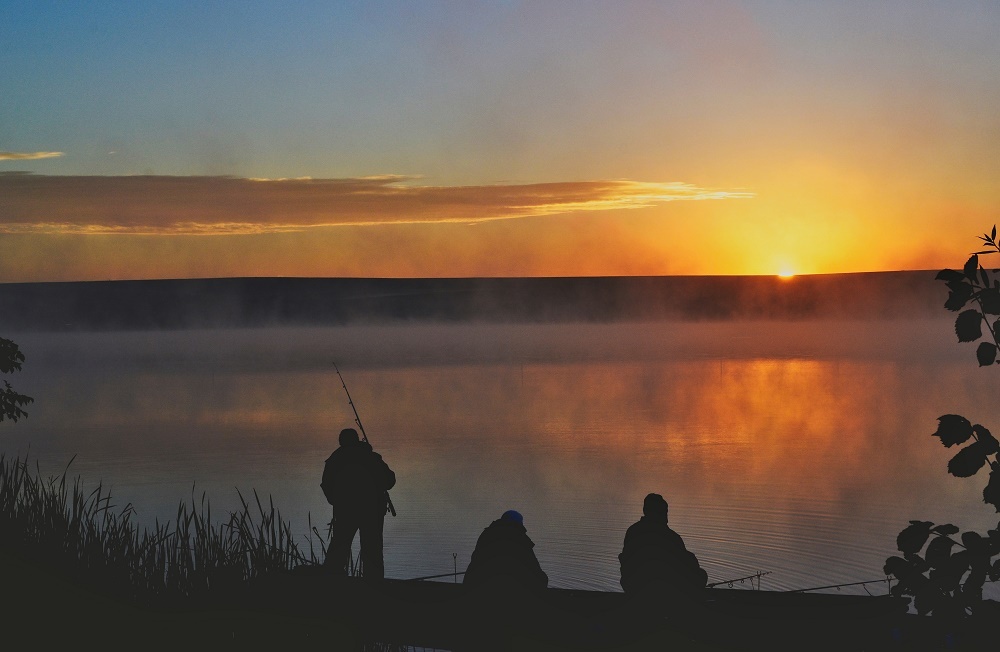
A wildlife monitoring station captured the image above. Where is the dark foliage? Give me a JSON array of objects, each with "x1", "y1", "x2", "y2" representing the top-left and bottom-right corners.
[
  {"x1": 0, "y1": 337, "x2": 33, "y2": 423},
  {"x1": 886, "y1": 226, "x2": 1000, "y2": 621}
]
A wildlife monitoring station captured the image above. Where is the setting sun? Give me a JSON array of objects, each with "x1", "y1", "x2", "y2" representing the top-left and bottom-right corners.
[{"x1": 777, "y1": 270, "x2": 796, "y2": 279}]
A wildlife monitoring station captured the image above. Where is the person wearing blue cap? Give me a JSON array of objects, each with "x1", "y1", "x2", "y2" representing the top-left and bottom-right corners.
[{"x1": 463, "y1": 509, "x2": 548, "y2": 591}]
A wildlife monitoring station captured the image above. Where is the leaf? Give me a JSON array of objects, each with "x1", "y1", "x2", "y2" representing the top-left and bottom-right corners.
[
  {"x1": 945, "y1": 282, "x2": 974, "y2": 311},
  {"x1": 976, "y1": 342, "x2": 997, "y2": 367},
  {"x1": 990, "y1": 559, "x2": 1000, "y2": 583},
  {"x1": 934, "y1": 549, "x2": 971, "y2": 593},
  {"x1": 962, "y1": 566, "x2": 986, "y2": 603},
  {"x1": 993, "y1": 225, "x2": 997, "y2": 241},
  {"x1": 961, "y1": 531, "x2": 986, "y2": 553},
  {"x1": 982, "y1": 267, "x2": 990, "y2": 287},
  {"x1": 956, "y1": 309, "x2": 983, "y2": 342},
  {"x1": 948, "y1": 442, "x2": 988, "y2": 478},
  {"x1": 973, "y1": 425, "x2": 1000, "y2": 454},
  {"x1": 926, "y1": 536, "x2": 955, "y2": 568},
  {"x1": 883, "y1": 555, "x2": 911, "y2": 579},
  {"x1": 897, "y1": 521, "x2": 934, "y2": 554},
  {"x1": 984, "y1": 467, "x2": 1000, "y2": 513},
  {"x1": 931, "y1": 523, "x2": 960, "y2": 536},
  {"x1": 933, "y1": 415, "x2": 974, "y2": 447},
  {"x1": 965, "y1": 254, "x2": 980, "y2": 281},
  {"x1": 979, "y1": 287, "x2": 1000, "y2": 314},
  {"x1": 0, "y1": 338, "x2": 26, "y2": 374},
  {"x1": 945, "y1": 291, "x2": 972, "y2": 312},
  {"x1": 936, "y1": 269, "x2": 967, "y2": 283}
]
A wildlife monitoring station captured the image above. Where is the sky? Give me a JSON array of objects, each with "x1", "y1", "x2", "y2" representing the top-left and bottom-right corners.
[{"x1": 2, "y1": 0, "x2": 1000, "y2": 281}]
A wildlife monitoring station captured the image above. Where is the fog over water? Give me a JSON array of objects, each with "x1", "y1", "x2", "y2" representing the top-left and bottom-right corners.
[{"x1": 3, "y1": 319, "x2": 999, "y2": 598}]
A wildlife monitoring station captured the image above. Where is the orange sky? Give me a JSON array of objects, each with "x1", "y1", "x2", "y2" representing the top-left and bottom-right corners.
[{"x1": 3, "y1": 2, "x2": 999, "y2": 281}]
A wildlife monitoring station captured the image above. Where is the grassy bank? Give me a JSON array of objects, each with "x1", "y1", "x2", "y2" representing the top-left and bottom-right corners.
[{"x1": 0, "y1": 453, "x2": 374, "y2": 648}]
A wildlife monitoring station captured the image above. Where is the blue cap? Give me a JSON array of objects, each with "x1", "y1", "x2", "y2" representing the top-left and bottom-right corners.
[{"x1": 501, "y1": 510, "x2": 523, "y2": 524}]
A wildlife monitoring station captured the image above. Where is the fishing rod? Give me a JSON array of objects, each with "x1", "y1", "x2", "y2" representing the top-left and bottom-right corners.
[
  {"x1": 706, "y1": 570, "x2": 772, "y2": 590},
  {"x1": 333, "y1": 361, "x2": 396, "y2": 517},
  {"x1": 784, "y1": 578, "x2": 891, "y2": 594}
]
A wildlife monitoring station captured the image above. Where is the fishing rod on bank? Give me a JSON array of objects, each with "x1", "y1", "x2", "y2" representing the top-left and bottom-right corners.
[
  {"x1": 706, "y1": 570, "x2": 772, "y2": 590},
  {"x1": 333, "y1": 361, "x2": 396, "y2": 517}
]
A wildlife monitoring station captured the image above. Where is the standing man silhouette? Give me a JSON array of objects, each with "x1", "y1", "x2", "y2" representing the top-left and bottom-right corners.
[{"x1": 321, "y1": 427, "x2": 396, "y2": 579}]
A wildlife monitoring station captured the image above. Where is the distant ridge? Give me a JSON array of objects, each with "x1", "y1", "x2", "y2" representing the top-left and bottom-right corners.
[{"x1": 0, "y1": 272, "x2": 944, "y2": 331}]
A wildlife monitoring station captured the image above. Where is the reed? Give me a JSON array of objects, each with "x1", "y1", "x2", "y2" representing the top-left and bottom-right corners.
[{"x1": 0, "y1": 452, "x2": 326, "y2": 606}]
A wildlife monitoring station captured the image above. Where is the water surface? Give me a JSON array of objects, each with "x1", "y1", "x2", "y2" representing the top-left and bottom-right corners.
[{"x1": 3, "y1": 320, "x2": 998, "y2": 597}]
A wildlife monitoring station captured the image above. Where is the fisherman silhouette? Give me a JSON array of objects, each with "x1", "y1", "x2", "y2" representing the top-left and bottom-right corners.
[
  {"x1": 619, "y1": 493, "x2": 707, "y2": 598},
  {"x1": 463, "y1": 510, "x2": 548, "y2": 592},
  {"x1": 321, "y1": 427, "x2": 396, "y2": 579}
]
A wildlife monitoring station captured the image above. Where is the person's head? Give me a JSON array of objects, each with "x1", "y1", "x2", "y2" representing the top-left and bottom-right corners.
[
  {"x1": 642, "y1": 493, "x2": 668, "y2": 522},
  {"x1": 339, "y1": 428, "x2": 360, "y2": 446},
  {"x1": 500, "y1": 509, "x2": 524, "y2": 525}
]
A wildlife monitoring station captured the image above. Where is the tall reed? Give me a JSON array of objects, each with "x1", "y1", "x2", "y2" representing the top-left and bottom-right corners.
[{"x1": 0, "y1": 452, "x2": 326, "y2": 606}]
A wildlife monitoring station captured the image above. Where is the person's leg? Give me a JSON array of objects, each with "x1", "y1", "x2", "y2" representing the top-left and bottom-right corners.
[
  {"x1": 359, "y1": 511, "x2": 386, "y2": 579},
  {"x1": 326, "y1": 512, "x2": 360, "y2": 575}
]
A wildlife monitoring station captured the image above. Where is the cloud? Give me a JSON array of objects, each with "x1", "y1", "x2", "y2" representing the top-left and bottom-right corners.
[
  {"x1": 0, "y1": 174, "x2": 752, "y2": 235},
  {"x1": 0, "y1": 151, "x2": 65, "y2": 161}
]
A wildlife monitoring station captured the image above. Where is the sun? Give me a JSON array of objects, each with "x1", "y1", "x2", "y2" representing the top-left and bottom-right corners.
[{"x1": 777, "y1": 269, "x2": 796, "y2": 279}]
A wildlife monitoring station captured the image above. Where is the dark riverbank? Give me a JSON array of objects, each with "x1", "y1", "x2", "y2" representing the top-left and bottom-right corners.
[{"x1": 0, "y1": 271, "x2": 942, "y2": 331}]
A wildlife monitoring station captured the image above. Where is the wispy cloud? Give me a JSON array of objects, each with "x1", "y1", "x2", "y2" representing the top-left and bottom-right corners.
[
  {"x1": 0, "y1": 174, "x2": 752, "y2": 235},
  {"x1": 0, "y1": 151, "x2": 65, "y2": 161}
]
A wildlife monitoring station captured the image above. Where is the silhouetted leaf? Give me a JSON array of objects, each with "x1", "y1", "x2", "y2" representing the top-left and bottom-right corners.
[
  {"x1": 945, "y1": 292, "x2": 971, "y2": 312},
  {"x1": 956, "y1": 310, "x2": 983, "y2": 342},
  {"x1": 883, "y1": 555, "x2": 908, "y2": 577},
  {"x1": 984, "y1": 467, "x2": 1000, "y2": 513},
  {"x1": 937, "y1": 269, "x2": 966, "y2": 283},
  {"x1": 932, "y1": 523, "x2": 960, "y2": 536},
  {"x1": 935, "y1": 550, "x2": 971, "y2": 593},
  {"x1": 973, "y1": 425, "x2": 1000, "y2": 454},
  {"x1": 926, "y1": 537, "x2": 955, "y2": 568},
  {"x1": 962, "y1": 566, "x2": 986, "y2": 603},
  {"x1": 961, "y1": 531, "x2": 986, "y2": 553},
  {"x1": 884, "y1": 555, "x2": 927, "y2": 584},
  {"x1": 948, "y1": 442, "x2": 988, "y2": 478},
  {"x1": 965, "y1": 254, "x2": 979, "y2": 281},
  {"x1": 990, "y1": 559, "x2": 1000, "y2": 582},
  {"x1": 933, "y1": 415, "x2": 974, "y2": 447},
  {"x1": 898, "y1": 521, "x2": 934, "y2": 554},
  {"x1": 976, "y1": 343, "x2": 997, "y2": 366},
  {"x1": 993, "y1": 225, "x2": 997, "y2": 241},
  {"x1": 945, "y1": 282, "x2": 974, "y2": 311},
  {"x1": 0, "y1": 337, "x2": 26, "y2": 374},
  {"x1": 979, "y1": 287, "x2": 1000, "y2": 314},
  {"x1": 982, "y1": 268, "x2": 990, "y2": 287}
]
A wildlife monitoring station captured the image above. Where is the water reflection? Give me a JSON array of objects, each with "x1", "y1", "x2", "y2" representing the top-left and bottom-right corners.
[{"x1": 3, "y1": 321, "x2": 998, "y2": 596}]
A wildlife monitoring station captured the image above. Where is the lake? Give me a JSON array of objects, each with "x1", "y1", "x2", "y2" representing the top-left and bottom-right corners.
[{"x1": 3, "y1": 319, "x2": 999, "y2": 598}]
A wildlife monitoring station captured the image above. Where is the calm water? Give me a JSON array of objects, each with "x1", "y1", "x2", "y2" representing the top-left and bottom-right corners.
[{"x1": 3, "y1": 320, "x2": 999, "y2": 597}]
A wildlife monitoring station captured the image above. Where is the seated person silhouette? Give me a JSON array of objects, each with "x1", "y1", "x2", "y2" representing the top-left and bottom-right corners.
[
  {"x1": 463, "y1": 510, "x2": 548, "y2": 592},
  {"x1": 619, "y1": 493, "x2": 707, "y2": 598}
]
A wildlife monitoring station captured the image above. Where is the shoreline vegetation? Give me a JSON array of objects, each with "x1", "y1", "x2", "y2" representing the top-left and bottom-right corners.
[
  {"x1": 0, "y1": 452, "x2": 992, "y2": 650},
  {"x1": 0, "y1": 452, "x2": 391, "y2": 649},
  {"x1": 0, "y1": 272, "x2": 943, "y2": 331}
]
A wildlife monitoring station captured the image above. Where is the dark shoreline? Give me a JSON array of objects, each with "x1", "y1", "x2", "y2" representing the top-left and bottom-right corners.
[{"x1": 0, "y1": 271, "x2": 943, "y2": 331}]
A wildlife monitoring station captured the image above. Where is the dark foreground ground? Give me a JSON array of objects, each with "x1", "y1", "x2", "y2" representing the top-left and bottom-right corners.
[{"x1": 4, "y1": 547, "x2": 992, "y2": 652}]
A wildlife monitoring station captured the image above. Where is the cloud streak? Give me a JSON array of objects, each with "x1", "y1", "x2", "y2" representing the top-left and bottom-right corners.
[
  {"x1": 0, "y1": 151, "x2": 65, "y2": 161},
  {"x1": 0, "y1": 174, "x2": 752, "y2": 235}
]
